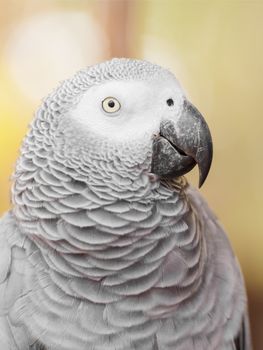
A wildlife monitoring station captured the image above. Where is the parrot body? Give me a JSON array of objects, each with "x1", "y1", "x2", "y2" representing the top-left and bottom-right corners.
[{"x1": 0, "y1": 59, "x2": 251, "y2": 349}]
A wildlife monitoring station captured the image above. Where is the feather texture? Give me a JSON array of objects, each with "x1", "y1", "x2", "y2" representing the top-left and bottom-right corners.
[{"x1": 0, "y1": 58, "x2": 251, "y2": 349}]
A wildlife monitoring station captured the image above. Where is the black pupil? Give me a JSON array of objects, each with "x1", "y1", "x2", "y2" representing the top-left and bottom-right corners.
[
  {"x1": 108, "y1": 100, "x2": 115, "y2": 108},
  {"x1": 167, "y1": 98, "x2": 174, "y2": 106}
]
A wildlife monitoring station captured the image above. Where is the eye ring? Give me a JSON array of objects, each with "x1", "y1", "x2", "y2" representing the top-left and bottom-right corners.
[
  {"x1": 102, "y1": 97, "x2": 121, "y2": 114},
  {"x1": 166, "y1": 98, "x2": 174, "y2": 107}
]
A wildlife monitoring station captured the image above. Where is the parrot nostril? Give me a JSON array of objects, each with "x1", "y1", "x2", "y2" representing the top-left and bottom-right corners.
[{"x1": 166, "y1": 98, "x2": 174, "y2": 106}]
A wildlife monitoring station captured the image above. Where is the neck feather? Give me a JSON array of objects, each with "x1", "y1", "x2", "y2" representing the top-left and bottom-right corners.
[{"x1": 12, "y1": 144, "x2": 207, "y2": 308}]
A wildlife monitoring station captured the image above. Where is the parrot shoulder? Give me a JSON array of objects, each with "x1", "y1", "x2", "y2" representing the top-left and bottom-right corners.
[
  {"x1": 234, "y1": 311, "x2": 252, "y2": 350},
  {"x1": 0, "y1": 212, "x2": 47, "y2": 349},
  {"x1": 0, "y1": 211, "x2": 28, "y2": 316},
  {"x1": 185, "y1": 186, "x2": 252, "y2": 350}
]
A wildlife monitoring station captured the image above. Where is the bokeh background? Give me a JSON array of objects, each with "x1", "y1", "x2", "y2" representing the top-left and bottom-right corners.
[{"x1": 0, "y1": 0, "x2": 262, "y2": 347}]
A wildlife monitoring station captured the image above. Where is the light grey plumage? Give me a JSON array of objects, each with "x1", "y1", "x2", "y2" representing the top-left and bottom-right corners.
[{"x1": 0, "y1": 58, "x2": 251, "y2": 349}]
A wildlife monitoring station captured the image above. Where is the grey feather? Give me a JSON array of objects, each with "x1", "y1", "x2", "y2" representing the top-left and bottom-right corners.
[{"x1": 0, "y1": 58, "x2": 251, "y2": 349}]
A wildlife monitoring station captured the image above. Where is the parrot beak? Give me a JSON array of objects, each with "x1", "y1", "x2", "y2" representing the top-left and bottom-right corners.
[{"x1": 151, "y1": 100, "x2": 213, "y2": 187}]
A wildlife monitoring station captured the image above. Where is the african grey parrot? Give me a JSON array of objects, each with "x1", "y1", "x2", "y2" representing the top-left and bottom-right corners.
[{"x1": 0, "y1": 58, "x2": 251, "y2": 350}]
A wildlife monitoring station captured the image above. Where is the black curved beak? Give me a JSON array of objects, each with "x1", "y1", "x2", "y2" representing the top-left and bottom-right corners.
[{"x1": 151, "y1": 100, "x2": 213, "y2": 187}]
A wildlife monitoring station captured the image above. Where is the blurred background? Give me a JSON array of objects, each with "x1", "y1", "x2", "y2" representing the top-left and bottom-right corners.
[{"x1": 0, "y1": 0, "x2": 262, "y2": 347}]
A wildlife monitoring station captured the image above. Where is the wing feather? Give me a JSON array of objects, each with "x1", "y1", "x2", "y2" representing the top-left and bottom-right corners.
[
  {"x1": 0, "y1": 212, "x2": 31, "y2": 349},
  {"x1": 0, "y1": 213, "x2": 27, "y2": 315},
  {"x1": 186, "y1": 186, "x2": 252, "y2": 350},
  {"x1": 234, "y1": 311, "x2": 252, "y2": 350}
]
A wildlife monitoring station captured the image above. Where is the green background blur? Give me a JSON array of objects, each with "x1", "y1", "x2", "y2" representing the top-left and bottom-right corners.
[{"x1": 0, "y1": 0, "x2": 262, "y2": 347}]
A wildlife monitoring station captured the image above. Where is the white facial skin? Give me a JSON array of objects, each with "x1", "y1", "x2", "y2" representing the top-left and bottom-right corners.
[{"x1": 69, "y1": 75, "x2": 185, "y2": 143}]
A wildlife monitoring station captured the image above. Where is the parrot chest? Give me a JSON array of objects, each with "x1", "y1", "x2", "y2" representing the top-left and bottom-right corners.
[
  {"x1": 12, "y1": 236, "x2": 243, "y2": 350},
  {"x1": 9, "y1": 190, "x2": 245, "y2": 349}
]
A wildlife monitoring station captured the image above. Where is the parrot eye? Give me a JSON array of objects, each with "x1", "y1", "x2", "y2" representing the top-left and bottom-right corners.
[
  {"x1": 102, "y1": 97, "x2": 121, "y2": 114},
  {"x1": 166, "y1": 98, "x2": 174, "y2": 106}
]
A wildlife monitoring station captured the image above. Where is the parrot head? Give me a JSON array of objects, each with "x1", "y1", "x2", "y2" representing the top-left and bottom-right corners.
[{"x1": 45, "y1": 58, "x2": 212, "y2": 187}]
